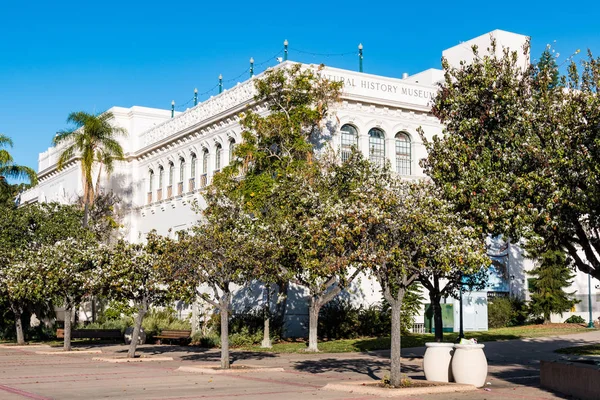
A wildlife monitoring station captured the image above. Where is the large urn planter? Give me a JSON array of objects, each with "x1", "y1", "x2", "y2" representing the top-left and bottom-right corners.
[
  {"x1": 451, "y1": 344, "x2": 487, "y2": 387},
  {"x1": 423, "y1": 343, "x2": 455, "y2": 382}
]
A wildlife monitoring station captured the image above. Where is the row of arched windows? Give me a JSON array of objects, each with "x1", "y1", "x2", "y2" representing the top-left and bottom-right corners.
[
  {"x1": 341, "y1": 124, "x2": 412, "y2": 175},
  {"x1": 146, "y1": 125, "x2": 411, "y2": 205},
  {"x1": 147, "y1": 140, "x2": 236, "y2": 203}
]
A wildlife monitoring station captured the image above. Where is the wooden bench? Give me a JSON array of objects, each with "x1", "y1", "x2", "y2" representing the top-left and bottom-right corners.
[
  {"x1": 56, "y1": 329, "x2": 122, "y2": 340},
  {"x1": 154, "y1": 329, "x2": 191, "y2": 345}
]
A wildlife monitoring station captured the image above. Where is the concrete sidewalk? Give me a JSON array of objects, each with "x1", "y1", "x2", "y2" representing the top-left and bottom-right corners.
[{"x1": 1, "y1": 330, "x2": 598, "y2": 399}]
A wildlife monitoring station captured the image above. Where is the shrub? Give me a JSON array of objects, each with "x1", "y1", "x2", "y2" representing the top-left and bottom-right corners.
[
  {"x1": 318, "y1": 294, "x2": 421, "y2": 340},
  {"x1": 488, "y1": 297, "x2": 527, "y2": 328},
  {"x1": 229, "y1": 326, "x2": 264, "y2": 347},
  {"x1": 80, "y1": 318, "x2": 132, "y2": 334},
  {"x1": 564, "y1": 315, "x2": 585, "y2": 324},
  {"x1": 191, "y1": 332, "x2": 220, "y2": 348},
  {"x1": 142, "y1": 308, "x2": 191, "y2": 339},
  {"x1": 211, "y1": 308, "x2": 283, "y2": 343},
  {"x1": 319, "y1": 298, "x2": 360, "y2": 339}
]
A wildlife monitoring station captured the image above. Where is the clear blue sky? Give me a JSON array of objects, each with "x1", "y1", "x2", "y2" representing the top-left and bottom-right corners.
[{"x1": 2, "y1": 0, "x2": 600, "y2": 178}]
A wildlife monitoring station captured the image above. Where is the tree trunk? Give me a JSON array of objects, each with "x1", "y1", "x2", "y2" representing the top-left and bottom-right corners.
[
  {"x1": 389, "y1": 293, "x2": 405, "y2": 388},
  {"x1": 63, "y1": 306, "x2": 73, "y2": 351},
  {"x1": 543, "y1": 314, "x2": 551, "y2": 325},
  {"x1": 12, "y1": 305, "x2": 25, "y2": 345},
  {"x1": 261, "y1": 285, "x2": 272, "y2": 348},
  {"x1": 430, "y1": 293, "x2": 443, "y2": 342},
  {"x1": 127, "y1": 300, "x2": 147, "y2": 358},
  {"x1": 220, "y1": 304, "x2": 230, "y2": 369},
  {"x1": 306, "y1": 298, "x2": 321, "y2": 352}
]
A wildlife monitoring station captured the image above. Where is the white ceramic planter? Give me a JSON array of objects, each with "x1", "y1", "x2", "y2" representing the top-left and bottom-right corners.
[
  {"x1": 423, "y1": 343, "x2": 455, "y2": 382},
  {"x1": 451, "y1": 344, "x2": 487, "y2": 387}
]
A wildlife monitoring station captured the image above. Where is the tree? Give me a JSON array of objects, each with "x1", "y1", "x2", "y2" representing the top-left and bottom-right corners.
[
  {"x1": 0, "y1": 133, "x2": 37, "y2": 201},
  {"x1": 0, "y1": 255, "x2": 45, "y2": 344},
  {"x1": 38, "y1": 238, "x2": 101, "y2": 351},
  {"x1": 0, "y1": 202, "x2": 87, "y2": 344},
  {"x1": 211, "y1": 63, "x2": 343, "y2": 350},
  {"x1": 421, "y1": 41, "x2": 600, "y2": 281},
  {"x1": 527, "y1": 244, "x2": 578, "y2": 323},
  {"x1": 164, "y1": 190, "x2": 257, "y2": 369},
  {"x1": 53, "y1": 111, "x2": 126, "y2": 227},
  {"x1": 99, "y1": 234, "x2": 171, "y2": 358},
  {"x1": 370, "y1": 181, "x2": 489, "y2": 387},
  {"x1": 260, "y1": 151, "x2": 396, "y2": 351}
]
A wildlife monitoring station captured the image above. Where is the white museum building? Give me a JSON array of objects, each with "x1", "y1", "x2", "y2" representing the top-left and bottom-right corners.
[{"x1": 21, "y1": 29, "x2": 599, "y2": 335}]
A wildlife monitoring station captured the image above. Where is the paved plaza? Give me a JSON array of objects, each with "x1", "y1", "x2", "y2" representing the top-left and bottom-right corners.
[{"x1": 1, "y1": 330, "x2": 599, "y2": 399}]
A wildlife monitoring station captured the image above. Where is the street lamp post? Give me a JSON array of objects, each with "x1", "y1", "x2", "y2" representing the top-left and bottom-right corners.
[
  {"x1": 588, "y1": 272, "x2": 594, "y2": 328},
  {"x1": 458, "y1": 283, "x2": 464, "y2": 340}
]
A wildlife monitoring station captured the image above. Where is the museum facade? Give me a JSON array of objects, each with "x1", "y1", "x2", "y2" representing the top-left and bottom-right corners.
[{"x1": 21, "y1": 29, "x2": 598, "y2": 333}]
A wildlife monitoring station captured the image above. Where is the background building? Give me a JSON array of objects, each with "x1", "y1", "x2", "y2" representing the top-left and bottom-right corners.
[{"x1": 21, "y1": 29, "x2": 599, "y2": 335}]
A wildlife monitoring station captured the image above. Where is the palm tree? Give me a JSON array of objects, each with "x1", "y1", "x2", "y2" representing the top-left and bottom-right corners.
[
  {"x1": 0, "y1": 134, "x2": 37, "y2": 202},
  {"x1": 53, "y1": 111, "x2": 126, "y2": 226}
]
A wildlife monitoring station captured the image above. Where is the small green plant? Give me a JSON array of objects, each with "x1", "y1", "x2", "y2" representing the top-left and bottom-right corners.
[
  {"x1": 564, "y1": 315, "x2": 585, "y2": 324},
  {"x1": 488, "y1": 296, "x2": 527, "y2": 328},
  {"x1": 381, "y1": 373, "x2": 413, "y2": 388},
  {"x1": 191, "y1": 332, "x2": 220, "y2": 348}
]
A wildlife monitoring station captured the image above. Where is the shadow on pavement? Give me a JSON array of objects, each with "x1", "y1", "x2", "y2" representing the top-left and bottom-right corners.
[{"x1": 293, "y1": 357, "x2": 420, "y2": 380}]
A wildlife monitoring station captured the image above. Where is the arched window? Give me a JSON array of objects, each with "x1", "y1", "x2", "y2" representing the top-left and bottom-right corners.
[
  {"x1": 149, "y1": 169, "x2": 154, "y2": 192},
  {"x1": 340, "y1": 124, "x2": 358, "y2": 162},
  {"x1": 178, "y1": 158, "x2": 185, "y2": 195},
  {"x1": 395, "y1": 132, "x2": 411, "y2": 175},
  {"x1": 168, "y1": 162, "x2": 174, "y2": 186},
  {"x1": 179, "y1": 158, "x2": 185, "y2": 182},
  {"x1": 189, "y1": 153, "x2": 197, "y2": 191},
  {"x1": 368, "y1": 128, "x2": 385, "y2": 167},
  {"x1": 158, "y1": 165, "x2": 164, "y2": 188},
  {"x1": 190, "y1": 153, "x2": 197, "y2": 178},
  {"x1": 148, "y1": 169, "x2": 154, "y2": 204},
  {"x1": 202, "y1": 149, "x2": 209, "y2": 174},
  {"x1": 201, "y1": 149, "x2": 209, "y2": 188},
  {"x1": 215, "y1": 143, "x2": 222, "y2": 171},
  {"x1": 229, "y1": 139, "x2": 236, "y2": 163}
]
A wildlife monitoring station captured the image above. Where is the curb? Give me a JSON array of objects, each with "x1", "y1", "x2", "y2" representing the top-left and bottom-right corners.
[
  {"x1": 93, "y1": 356, "x2": 174, "y2": 363},
  {"x1": 322, "y1": 380, "x2": 477, "y2": 397}
]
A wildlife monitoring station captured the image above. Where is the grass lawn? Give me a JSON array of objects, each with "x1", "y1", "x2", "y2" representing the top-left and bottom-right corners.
[
  {"x1": 555, "y1": 343, "x2": 600, "y2": 356},
  {"x1": 239, "y1": 323, "x2": 592, "y2": 353}
]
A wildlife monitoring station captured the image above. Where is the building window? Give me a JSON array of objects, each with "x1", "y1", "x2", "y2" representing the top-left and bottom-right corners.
[
  {"x1": 215, "y1": 143, "x2": 222, "y2": 171},
  {"x1": 395, "y1": 132, "x2": 411, "y2": 175},
  {"x1": 368, "y1": 128, "x2": 385, "y2": 167},
  {"x1": 190, "y1": 153, "x2": 196, "y2": 178},
  {"x1": 202, "y1": 149, "x2": 209, "y2": 174},
  {"x1": 149, "y1": 169, "x2": 154, "y2": 192},
  {"x1": 168, "y1": 162, "x2": 174, "y2": 186},
  {"x1": 179, "y1": 158, "x2": 185, "y2": 182},
  {"x1": 229, "y1": 139, "x2": 236, "y2": 163},
  {"x1": 340, "y1": 124, "x2": 358, "y2": 162},
  {"x1": 158, "y1": 165, "x2": 164, "y2": 188}
]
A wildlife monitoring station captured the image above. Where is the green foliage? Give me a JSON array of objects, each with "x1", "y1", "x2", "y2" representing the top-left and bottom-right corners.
[
  {"x1": 488, "y1": 296, "x2": 527, "y2": 328},
  {"x1": 229, "y1": 327, "x2": 264, "y2": 347},
  {"x1": 53, "y1": 111, "x2": 127, "y2": 207},
  {"x1": 191, "y1": 332, "x2": 220, "y2": 348},
  {"x1": 318, "y1": 288, "x2": 423, "y2": 340},
  {"x1": 564, "y1": 315, "x2": 585, "y2": 324},
  {"x1": 421, "y1": 41, "x2": 600, "y2": 281},
  {"x1": 0, "y1": 133, "x2": 37, "y2": 188},
  {"x1": 142, "y1": 308, "x2": 191, "y2": 338},
  {"x1": 79, "y1": 318, "x2": 132, "y2": 334},
  {"x1": 527, "y1": 247, "x2": 578, "y2": 322}
]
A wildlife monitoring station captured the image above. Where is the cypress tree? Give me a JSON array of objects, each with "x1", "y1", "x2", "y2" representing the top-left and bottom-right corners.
[{"x1": 528, "y1": 248, "x2": 578, "y2": 324}]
